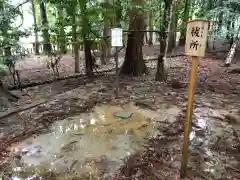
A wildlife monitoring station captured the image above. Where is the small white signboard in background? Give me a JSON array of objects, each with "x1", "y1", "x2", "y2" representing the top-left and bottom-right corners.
[
  {"x1": 185, "y1": 19, "x2": 209, "y2": 57},
  {"x1": 111, "y1": 28, "x2": 123, "y2": 47}
]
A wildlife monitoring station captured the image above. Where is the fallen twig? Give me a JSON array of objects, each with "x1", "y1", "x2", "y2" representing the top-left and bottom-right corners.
[
  {"x1": 8, "y1": 68, "x2": 115, "y2": 90},
  {"x1": 0, "y1": 101, "x2": 46, "y2": 120}
]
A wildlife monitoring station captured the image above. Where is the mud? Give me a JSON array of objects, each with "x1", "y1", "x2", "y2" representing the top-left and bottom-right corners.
[
  {"x1": 116, "y1": 94, "x2": 240, "y2": 180},
  {"x1": 5, "y1": 103, "x2": 180, "y2": 179}
]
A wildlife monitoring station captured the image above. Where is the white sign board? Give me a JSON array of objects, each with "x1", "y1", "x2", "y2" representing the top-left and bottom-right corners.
[
  {"x1": 111, "y1": 28, "x2": 123, "y2": 47},
  {"x1": 185, "y1": 20, "x2": 209, "y2": 57}
]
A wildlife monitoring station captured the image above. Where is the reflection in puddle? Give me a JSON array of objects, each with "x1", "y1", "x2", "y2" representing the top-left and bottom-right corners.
[
  {"x1": 8, "y1": 102, "x2": 180, "y2": 179},
  {"x1": 190, "y1": 107, "x2": 240, "y2": 178}
]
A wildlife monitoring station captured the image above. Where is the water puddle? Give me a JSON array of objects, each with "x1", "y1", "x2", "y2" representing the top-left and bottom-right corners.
[
  {"x1": 6, "y1": 102, "x2": 179, "y2": 179},
  {"x1": 188, "y1": 106, "x2": 240, "y2": 178}
]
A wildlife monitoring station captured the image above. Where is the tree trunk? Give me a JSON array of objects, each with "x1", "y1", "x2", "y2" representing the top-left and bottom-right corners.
[
  {"x1": 120, "y1": 0, "x2": 147, "y2": 76},
  {"x1": 225, "y1": 24, "x2": 240, "y2": 66},
  {"x1": 155, "y1": 0, "x2": 172, "y2": 81},
  {"x1": 4, "y1": 47, "x2": 11, "y2": 56},
  {"x1": 230, "y1": 21, "x2": 235, "y2": 47},
  {"x1": 166, "y1": 1, "x2": 176, "y2": 52},
  {"x1": 148, "y1": 11, "x2": 153, "y2": 45},
  {"x1": 101, "y1": 15, "x2": 110, "y2": 65},
  {"x1": 71, "y1": 3, "x2": 80, "y2": 73},
  {"x1": 225, "y1": 41, "x2": 237, "y2": 66},
  {"x1": 31, "y1": 0, "x2": 39, "y2": 55},
  {"x1": 84, "y1": 39, "x2": 94, "y2": 77},
  {"x1": 0, "y1": 80, "x2": 19, "y2": 108},
  {"x1": 57, "y1": 4, "x2": 67, "y2": 54},
  {"x1": 39, "y1": 0, "x2": 51, "y2": 54},
  {"x1": 79, "y1": 0, "x2": 93, "y2": 77},
  {"x1": 172, "y1": 3, "x2": 179, "y2": 48},
  {"x1": 179, "y1": 0, "x2": 190, "y2": 45},
  {"x1": 217, "y1": 0, "x2": 223, "y2": 33}
]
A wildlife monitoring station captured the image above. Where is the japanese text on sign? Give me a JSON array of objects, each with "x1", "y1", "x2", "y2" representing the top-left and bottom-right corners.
[{"x1": 185, "y1": 20, "x2": 209, "y2": 57}]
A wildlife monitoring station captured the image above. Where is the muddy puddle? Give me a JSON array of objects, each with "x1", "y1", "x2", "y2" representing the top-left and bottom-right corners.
[
  {"x1": 5, "y1": 102, "x2": 180, "y2": 179},
  {"x1": 187, "y1": 107, "x2": 240, "y2": 178}
]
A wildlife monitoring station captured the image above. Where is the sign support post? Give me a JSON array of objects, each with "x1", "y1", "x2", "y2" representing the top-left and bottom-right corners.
[
  {"x1": 180, "y1": 19, "x2": 209, "y2": 178},
  {"x1": 111, "y1": 28, "x2": 123, "y2": 98},
  {"x1": 115, "y1": 46, "x2": 119, "y2": 97}
]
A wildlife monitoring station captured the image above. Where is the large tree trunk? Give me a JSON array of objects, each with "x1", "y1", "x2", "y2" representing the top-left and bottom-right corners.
[
  {"x1": 39, "y1": 0, "x2": 51, "y2": 54},
  {"x1": 120, "y1": 0, "x2": 147, "y2": 76},
  {"x1": 79, "y1": 0, "x2": 93, "y2": 77},
  {"x1": 31, "y1": 0, "x2": 39, "y2": 55},
  {"x1": 179, "y1": 0, "x2": 190, "y2": 45},
  {"x1": 57, "y1": 4, "x2": 67, "y2": 54}
]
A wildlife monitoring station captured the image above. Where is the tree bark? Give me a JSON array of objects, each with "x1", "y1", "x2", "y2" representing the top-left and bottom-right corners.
[
  {"x1": 84, "y1": 39, "x2": 94, "y2": 77},
  {"x1": 39, "y1": 0, "x2": 51, "y2": 54},
  {"x1": 217, "y1": 0, "x2": 223, "y2": 33},
  {"x1": 155, "y1": 0, "x2": 172, "y2": 81},
  {"x1": 71, "y1": 2, "x2": 80, "y2": 73},
  {"x1": 120, "y1": 0, "x2": 147, "y2": 76},
  {"x1": 225, "y1": 42, "x2": 236, "y2": 66},
  {"x1": 0, "y1": 80, "x2": 19, "y2": 108},
  {"x1": 79, "y1": 0, "x2": 93, "y2": 77},
  {"x1": 101, "y1": 12, "x2": 110, "y2": 65},
  {"x1": 31, "y1": 0, "x2": 39, "y2": 55},
  {"x1": 57, "y1": 4, "x2": 67, "y2": 54},
  {"x1": 148, "y1": 11, "x2": 153, "y2": 45},
  {"x1": 179, "y1": 0, "x2": 190, "y2": 45},
  {"x1": 166, "y1": 1, "x2": 176, "y2": 52},
  {"x1": 225, "y1": 25, "x2": 240, "y2": 66}
]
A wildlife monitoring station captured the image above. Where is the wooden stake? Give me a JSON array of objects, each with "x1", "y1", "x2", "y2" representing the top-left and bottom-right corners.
[
  {"x1": 115, "y1": 47, "x2": 119, "y2": 98},
  {"x1": 180, "y1": 56, "x2": 199, "y2": 178}
]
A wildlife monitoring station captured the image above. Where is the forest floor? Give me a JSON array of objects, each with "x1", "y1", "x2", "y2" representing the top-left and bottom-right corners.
[
  {"x1": 0, "y1": 45, "x2": 240, "y2": 179},
  {"x1": 4, "y1": 45, "x2": 159, "y2": 87}
]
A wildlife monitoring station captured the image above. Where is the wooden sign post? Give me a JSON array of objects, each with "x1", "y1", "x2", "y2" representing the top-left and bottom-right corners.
[
  {"x1": 180, "y1": 19, "x2": 209, "y2": 178},
  {"x1": 111, "y1": 28, "x2": 123, "y2": 98}
]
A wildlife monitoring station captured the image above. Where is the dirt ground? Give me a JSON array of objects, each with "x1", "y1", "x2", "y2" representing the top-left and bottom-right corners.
[
  {"x1": 0, "y1": 44, "x2": 240, "y2": 179},
  {"x1": 4, "y1": 45, "x2": 160, "y2": 87}
]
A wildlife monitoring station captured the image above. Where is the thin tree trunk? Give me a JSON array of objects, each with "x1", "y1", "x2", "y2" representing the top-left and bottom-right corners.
[
  {"x1": 155, "y1": 0, "x2": 172, "y2": 81},
  {"x1": 84, "y1": 39, "x2": 94, "y2": 77},
  {"x1": 101, "y1": 14, "x2": 110, "y2": 65},
  {"x1": 166, "y1": 1, "x2": 176, "y2": 52},
  {"x1": 148, "y1": 11, "x2": 153, "y2": 45},
  {"x1": 179, "y1": 0, "x2": 190, "y2": 45},
  {"x1": 217, "y1": 0, "x2": 223, "y2": 33},
  {"x1": 31, "y1": 0, "x2": 39, "y2": 55},
  {"x1": 71, "y1": 2, "x2": 80, "y2": 73},
  {"x1": 57, "y1": 4, "x2": 66, "y2": 54},
  {"x1": 225, "y1": 42, "x2": 237, "y2": 66},
  {"x1": 39, "y1": 0, "x2": 51, "y2": 54},
  {"x1": 164, "y1": 0, "x2": 175, "y2": 54},
  {"x1": 225, "y1": 25, "x2": 240, "y2": 66},
  {"x1": 120, "y1": 0, "x2": 147, "y2": 76}
]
